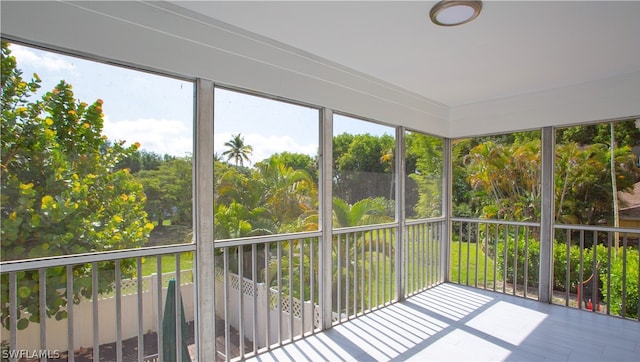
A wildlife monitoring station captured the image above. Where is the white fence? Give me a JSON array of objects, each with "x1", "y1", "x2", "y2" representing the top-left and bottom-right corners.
[
  {"x1": 1, "y1": 270, "x2": 194, "y2": 352},
  {"x1": 214, "y1": 269, "x2": 320, "y2": 348}
]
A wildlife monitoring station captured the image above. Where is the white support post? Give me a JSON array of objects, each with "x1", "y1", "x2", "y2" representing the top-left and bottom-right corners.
[
  {"x1": 539, "y1": 127, "x2": 555, "y2": 303},
  {"x1": 320, "y1": 108, "x2": 333, "y2": 330},
  {"x1": 395, "y1": 127, "x2": 406, "y2": 301},
  {"x1": 194, "y1": 79, "x2": 216, "y2": 361},
  {"x1": 442, "y1": 138, "x2": 452, "y2": 283}
]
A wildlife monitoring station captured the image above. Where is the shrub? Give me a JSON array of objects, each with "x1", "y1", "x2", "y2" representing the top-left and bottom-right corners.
[
  {"x1": 553, "y1": 242, "x2": 608, "y2": 293},
  {"x1": 601, "y1": 249, "x2": 639, "y2": 319},
  {"x1": 495, "y1": 236, "x2": 540, "y2": 288}
]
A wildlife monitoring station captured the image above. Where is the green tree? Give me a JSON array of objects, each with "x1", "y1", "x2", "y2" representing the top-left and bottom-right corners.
[
  {"x1": 332, "y1": 197, "x2": 392, "y2": 228},
  {"x1": 135, "y1": 157, "x2": 193, "y2": 229},
  {"x1": 465, "y1": 140, "x2": 541, "y2": 221},
  {"x1": 1, "y1": 42, "x2": 153, "y2": 329},
  {"x1": 406, "y1": 133, "x2": 443, "y2": 218},
  {"x1": 222, "y1": 133, "x2": 253, "y2": 166},
  {"x1": 333, "y1": 133, "x2": 394, "y2": 203},
  {"x1": 116, "y1": 148, "x2": 163, "y2": 173},
  {"x1": 255, "y1": 157, "x2": 316, "y2": 226}
]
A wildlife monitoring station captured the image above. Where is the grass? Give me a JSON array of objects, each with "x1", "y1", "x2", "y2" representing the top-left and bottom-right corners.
[
  {"x1": 450, "y1": 240, "x2": 498, "y2": 287},
  {"x1": 140, "y1": 253, "x2": 194, "y2": 276}
]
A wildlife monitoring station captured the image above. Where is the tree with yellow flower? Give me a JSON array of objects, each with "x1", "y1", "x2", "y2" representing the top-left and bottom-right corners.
[{"x1": 1, "y1": 41, "x2": 153, "y2": 329}]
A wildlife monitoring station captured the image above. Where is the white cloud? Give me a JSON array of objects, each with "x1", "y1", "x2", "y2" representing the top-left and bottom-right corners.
[
  {"x1": 214, "y1": 132, "x2": 317, "y2": 165},
  {"x1": 103, "y1": 117, "x2": 193, "y2": 157},
  {"x1": 11, "y1": 45, "x2": 76, "y2": 72}
]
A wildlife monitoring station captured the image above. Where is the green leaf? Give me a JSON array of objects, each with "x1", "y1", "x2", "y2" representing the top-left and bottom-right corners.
[
  {"x1": 17, "y1": 318, "x2": 29, "y2": 330},
  {"x1": 17, "y1": 286, "x2": 31, "y2": 298}
]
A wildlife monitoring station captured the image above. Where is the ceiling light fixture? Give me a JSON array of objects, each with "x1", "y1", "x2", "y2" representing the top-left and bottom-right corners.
[{"x1": 430, "y1": 0, "x2": 483, "y2": 26}]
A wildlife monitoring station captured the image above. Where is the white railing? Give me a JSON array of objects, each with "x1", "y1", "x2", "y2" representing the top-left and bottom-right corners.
[
  {"x1": 0, "y1": 221, "x2": 451, "y2": 362},
  {"x1": 449, "y1": 217, "x2": 639, "y2": 321},
  {"x1": 0, "y1": 245, "x2": 195, "y2": 362}
]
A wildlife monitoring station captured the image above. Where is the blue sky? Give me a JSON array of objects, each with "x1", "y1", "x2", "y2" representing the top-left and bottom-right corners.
[{"x1": 9, "y1": 42, "x2": 394, "y2": 163}]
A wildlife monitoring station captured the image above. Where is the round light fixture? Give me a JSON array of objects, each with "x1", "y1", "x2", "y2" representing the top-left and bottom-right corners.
[{"x1": 430, "y1": 0, "x2": 483, "y2": 26}]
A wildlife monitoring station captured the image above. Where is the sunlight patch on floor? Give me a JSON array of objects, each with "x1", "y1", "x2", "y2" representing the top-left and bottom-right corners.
[
  {"x1": 406, "y1": 329, "x2": 511, "y2": 361},
  {"x1": 465, "y1": 301, "x2": 548, "y2": 345}
]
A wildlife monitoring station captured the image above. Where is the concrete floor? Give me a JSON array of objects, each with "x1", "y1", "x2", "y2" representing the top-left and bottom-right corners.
[{"x1": 247, "y1": 283, "x2": 640, "y2": 361}]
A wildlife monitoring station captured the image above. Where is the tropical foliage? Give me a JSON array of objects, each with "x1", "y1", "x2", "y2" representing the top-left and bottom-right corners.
[{"x1": 1, "y1": 42, "x2": 154, "y2": 329}]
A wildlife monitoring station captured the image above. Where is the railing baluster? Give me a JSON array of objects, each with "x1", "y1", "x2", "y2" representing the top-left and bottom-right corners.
[
  {"x1": 376, "y1": 228, "x2": 380, "y2": 308},
  {"x1": 360, "y1": 231, "x2": 365, "y2": 314},
  {"x1": 524, "y1": 226, "x2": 529, "y2": 298},
  {"x1": 66, "y1": 266, "x2": 74, "y2": 362},
  {"x1": 277, "y1": 242, "x2": 282, "y2": 345},
  {"x1": 137, "y1": 258, "x2": 144, "y2": 361},
  {"x1": 92, "y1": 262, "x2": 99, "y2": 362},
  {"x1": 513, "y1": 225, "x2": 519, "y2": 296},
  {"x1": 115, "y1": 259, "x2": 122, "y2": 362},
  {"x1": 368, "y1": 231, "x2": 373, "y2": 311},
  {"x1": 238, "y1": 246, "x2": 245, "y2": 357},
  {"x1": 156, "y1": 256, "x2": 163, "y2": 362},
  {"x1": 223, "y1": 248, "x2": 230, "y2": 359},
  {"x1": 503, "y1": 225, "x2": 508, "y2": 294},
  {"x1": 9, "y1": 272, "x2": 17, "y2": 362},
  {"x1": 493, "y1": 224, "x2": 500, "y2": 292},
  {"x1": 288, "y1": 241, "x2": 294, "y2": 342},
  {"x1": 39, "y1": 268, "x2": 47, "y2": 361},
  {"x1": 621, "y1": 235, "x2": 628, "y2": 318},
  {"x1": 578, "y1": 230, "x2": 584, "y2": 310},
  {"x1": 336, "y1": 235, "x2": 342, "y2": 322},
  {"x1": 175, "y1": 253, "x2": 182, "y2": 362},
  {"x1": 606, "y1": 232, "x2": 612, "y2": 315},
  {"x1": 591, "y1": 231, "x2": 597, "y2": 313},
  {"x1": 310, "y1": 238, "x2": 316, "y2": 333},
  {"x1": 458, "y1": 222, "x2": 462, "y2": 284},
  {"x1": 265, "y1": 242, "x2": 271, "y2": 350},
  {"x1": 483, "y1": 223, "x2": 488, "y2": 290},
  {"x1": 345, "y1": 233, "x2": 350, "y2": 319},
  {"x1": 475, "y1": 223, "x2": 480, "y2": 288},
  {"x1": 300, "y1": 238, "x2": 305, "y2": 335},
  {"x1": 252, "y1": 243, "x2": 258, "y2": 351}
]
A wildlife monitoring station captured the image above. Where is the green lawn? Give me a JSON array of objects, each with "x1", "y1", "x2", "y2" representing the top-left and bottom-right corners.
[
  {"x1": 450, "y1": 241, "x2": 498, "y2": 287},
  {"x1": 140, "y1": 252, "x2": 194, "y2": 276}
]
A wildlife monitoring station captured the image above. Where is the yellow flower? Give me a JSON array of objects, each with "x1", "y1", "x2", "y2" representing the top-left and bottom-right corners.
[
  {"x1": 45, "y1": 118, "x2": 54, "y2": 126},
  {"x1": 41, "y1": 195, "x2": 54, "y2": 208},
  {"x1": 82, "y1": 123, "x2": 90, "y2": 129},
  {"x1": 19, "y1": 183, "x2": 34, "y2": 190}
]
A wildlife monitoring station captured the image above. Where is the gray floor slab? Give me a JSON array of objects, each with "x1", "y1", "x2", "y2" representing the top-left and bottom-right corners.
[{"x1": 247, "y1": 283, "x2": 640, "y2": 362}]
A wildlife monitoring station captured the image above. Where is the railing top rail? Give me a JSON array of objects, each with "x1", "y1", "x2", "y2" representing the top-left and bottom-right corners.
[
  {"x1": 214, "y1": 230, "x2": 323, "y2": 248},
  {"x1": 554, "y1": 224, "x2": 640, "y2": 234},
  {"x1": 405, "y1": 217, "x2": 446, "y2": 226},
  {"x1": 332, "y1": 222, "x2": 399, "y2": 235},
  {"x1": 0, "y1": 244, "x2": 196, "y2": 273},
  {"x1": 450, "y1": 217, "x2": 539, "y2": 228}
]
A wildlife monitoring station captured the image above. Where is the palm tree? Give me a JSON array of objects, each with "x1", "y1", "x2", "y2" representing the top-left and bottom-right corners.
[{"x1": 222, "y1": 133, "x2": 253, "y2": 166}]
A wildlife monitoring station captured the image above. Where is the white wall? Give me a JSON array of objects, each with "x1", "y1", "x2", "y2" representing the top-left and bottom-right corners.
[
  {"x1": 449, "y1": 71, "x2": 640, "y2": 138},
  {"x1": 1, "y1": 1, "x2": 638, "y2": 138}
]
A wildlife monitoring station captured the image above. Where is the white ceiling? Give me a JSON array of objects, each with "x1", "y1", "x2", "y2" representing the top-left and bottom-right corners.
[{"x1": 169, "y1": 1, "x2": 640, "y2": 107}]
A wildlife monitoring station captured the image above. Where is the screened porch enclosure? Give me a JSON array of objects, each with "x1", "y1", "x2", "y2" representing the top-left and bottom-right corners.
[
  {"x1": 2, "y1": 112, "x2": 639, "y2": 361},
  {"x1": 2, "y1": 1, "x2": 640, "y2": 362}
]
